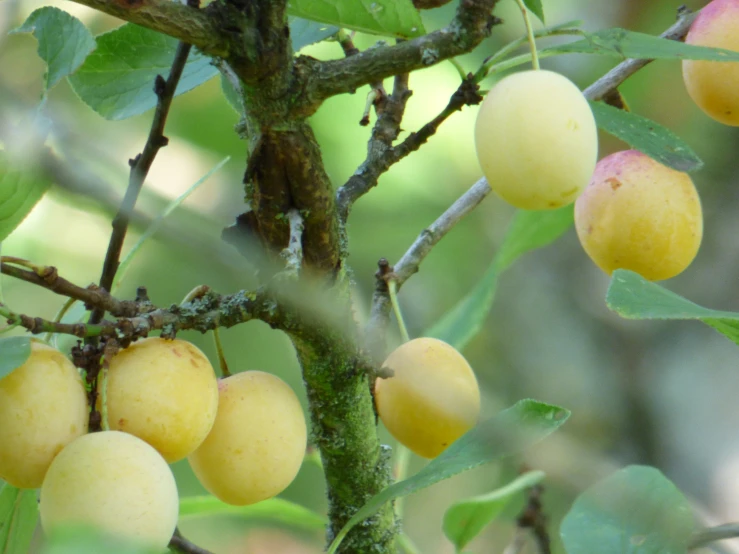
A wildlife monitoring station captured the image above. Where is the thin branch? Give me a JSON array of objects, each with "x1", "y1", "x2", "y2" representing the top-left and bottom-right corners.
[
  {"x1": 337, "y1": 77, "x2": 482, "y2": 222},
  {"x1": 0, "y1": 302, "x2": 115, "y2": 337},
  {"x1": 65, "y1": 0, "x2": 227, "y2": 56},
  {"x1": 690, "y1": 523, "x2": 739, "y2": 550},
  {"x1": 169, "y1": 528, "x2": 214, "y2": 554},
  {"x1": 91, "y1": 41, "x2": 192, "y2": 324},
  {"x1": 0, "y1": 260, "x2": 138, "y2": 317},
  {"x1": 297, "y1": 0, "x2": 502, "y2": 108},
  {"x1": 582, "y1": 6, "x2": 698, "y2": 101}
]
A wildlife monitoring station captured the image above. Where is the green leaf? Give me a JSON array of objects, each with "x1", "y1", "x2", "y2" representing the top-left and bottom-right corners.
[
  {"x1": 605, "y1": 269, "x2": 739, "y2": 346},
  {"x1": 545, "y1": 27, "x2": 739, "y2": 61},
  {"x1": 112, "y1": 157, "x2": 230, "y2": 292},
  {"x1": 68, "y1": 23, "x2": 219, "y2": 121},
  {"x1": 0, "y1": 151, "x2": 52, "y2": 242},
  {"x1": 220, "y1": 73, "x2": 242, "y2": 114},
  {"x1": 180, "y1": 496, "x2": 326, "y2": 531},
  {"x1": 590, "y1": 102, "x2": 702, "y2": 173},
  {"x1": 443, "y1": 470, "x2": 545, "y2": 552},
  {"x1": 327, "y1": 400, "x2": 570, "y2": 554},
  {"x1": 0, "y1": 483, "x2": 38, "y2": 554},
  {"x1": 289, "y1": 16, "x2": 339, "y2": 51},
  {"x1": 287, "y1": 0, "x2": 425, "y2": 39},
  {"x1": 0, "y1": 337, "x2": 31, "y2": 380},
  {"x1": 560, "y1": 465, "x2": 696, "y2": 554},
  {"x1": 40, "y1": 525, "x2": 158, "y2": 554},
  {"x1": 10, "y1": 7, "x2": 96, "y2": 90},
  {"x1": 426, "y1": 205, "x2": 573, "y2": 350},
  {"x1": 523, "y1": 0, "x2": 545, "y2": 24}
]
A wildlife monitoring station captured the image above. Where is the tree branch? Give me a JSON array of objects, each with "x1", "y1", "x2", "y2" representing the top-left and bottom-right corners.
[
  {"x1": 91, "y1": 40, "x2": 192, "y2": 324},
  {"x1": 169, "y1": 528, "x2": 214, "y2": 554},
  {"x1": 296, "y1": 0, "x2": 502, "y2": 110},
  {"x1": 65, "y1": 0, "x2": 227, "y2": 56},
  {"x1": 689, "y1": 523, "x2": 739, "y2": 550}
]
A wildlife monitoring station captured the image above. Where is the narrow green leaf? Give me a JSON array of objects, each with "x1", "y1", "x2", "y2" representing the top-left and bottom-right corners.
[
  {"x1": 443, "y1": 470, "x2": 545, "y2": 551},
  {"x1": 0, "y1": 337, "x2": 31, "y2": 380},
  {"x1": 426, "y1": 206, "x2": 573, "y2": 350},
  {"x1": 606, "y1": 269, "x2": 739, "y2": 346},
  {"x1": 11, "y1": 7, "x2": 96, "y2": 90},
  {"x1": 590, "y1": 102, "x2": 703, "y2": 173},
  {"x1": 40, "y1": 525, "x2": 158, "y2": 554},
  {"x1": 544, "y1": 28, "x2": 739, "y2": 61},
  {"x1": 522, "y1": 0, "x2": 545, "y2": 24},
  {"x1": 289, "y1": 16, "x2": 338, "y2": 52},
  {"x1": 68, "y1": 23, "x2": 219, "y2": 121},
  {"x1": 327, "y1": 400, "x2": 570, "y2": 554},
  {"x1": 112, "y1": 157, "x2": 230, "y2": 292},
  {"x1": 0, "y1": 484, "x2": 38, "y2": 554},
  {"x1": 180, "y1": 496, "x2": 326, "y2": 531},
  {"x1": 287, "y1": 0, "x2": 425, "y2": 39},
  {"x1": 0, "y1": 152, "x2": 52, "y2": 242},
  {"x1": 220, "y1": 74, "x2": 242, "y2": 114},
  {"x1": 560, "y1": 465, "x2": 696, "y2": 554}
]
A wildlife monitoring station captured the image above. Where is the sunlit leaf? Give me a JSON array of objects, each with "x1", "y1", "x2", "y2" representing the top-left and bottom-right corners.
[
  {"x1": 0, "y1": 152, "x2": 52, "y2": 243},
  {"x1": 606, "y1": 269, "x2": 739, "y2": 346},
  {"x1": 590, "y1": 102, "x2": 703, "y2": 173},
  {"x1": 0, "y1": 483, "x2": 38, "y2": 554},
  {"x1": 560, "y1": 465, "x2": 696, "y2": 554},
  {"x1": 426, "y1": 206, "x2": 573, "y2": 350},
  {"x1": 287, "y1": 0, "x2": 425, "y2": 38},
  {"x1": 522, "y1": 0, "x2": 545, "y2": 24},
  {"x1": 68, "y1": 23, "x2": 219, "y2": 120},
  {"x1": 443, "y1": 470, "x2": 545, "y2": 551},
  {"x1": 0, "y1": 337, "x2": 31, "y2": 380},
  {"x1": 327, "y1": 400, "x2": 570, "y2": 554},
  {"x1": 11, "y1": 7, "x2": 96, "y2": 90}
]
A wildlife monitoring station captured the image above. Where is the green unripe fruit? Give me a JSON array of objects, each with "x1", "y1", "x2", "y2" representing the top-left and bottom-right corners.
[{"x1": 474, "y1": 69, "x2": 598, "y2": 210}]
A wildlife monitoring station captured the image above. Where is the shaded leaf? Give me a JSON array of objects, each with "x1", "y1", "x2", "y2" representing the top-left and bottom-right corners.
[
  {"x1": 443, "y1": 470, "x2": 545, "y2": 551},
  {"x1": 523, "y1": 0, "x2": 545, "y2": 24},
  {"x1": 287, "y1": 0, "x2": 425, "y2": 38},
  {"x1": 0, "y1": 483, "x2": 38, "y2": 554},
  {"x1": 11, "y1": 7, "x2": 96, "y2": 90},
  {"x1": 606, "y1": 269, "x2": 739, "y2": 346},
  {"x1": 0, "y1": 337, "x2": 31, "y2": 380},
  {"x1": 327, "y1": 400, "x2": 570, "y2": 554},
  {"x1": 426, "y1": 206, "x2": 573, "y2": 350},
  {"x1": 590, "y1": 101, "x2": 703, "y2": 173},
  {"x1": 289, "y1": 16, "x2": 339, "y2": 51},
  {"x1": 0, "y1": 152, "x2": 52, "y2": 242},
  {"x1": 68, "y1": 24, "x2": 219, "y2": 120},
  {"x1": 40, "y1": 525, "x2": 158, "y2": 554},
  {"x1": 545, "y1": 27, "x2": 739, "y2": 61},
  {"x1": 560, "y1": 465, "x2": 696, "y2": 554},
  {"x1": 180, "y1": 496, "x2": 326, "y2": 531}
]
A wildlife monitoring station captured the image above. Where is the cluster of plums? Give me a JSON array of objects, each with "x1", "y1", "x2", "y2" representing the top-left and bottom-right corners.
[
  {"x1": 475, "y1": 0, "x2": 739, "y2": 282},
  {"x1": 0, "y1": 337, "x2": 307, "y2": 550}
]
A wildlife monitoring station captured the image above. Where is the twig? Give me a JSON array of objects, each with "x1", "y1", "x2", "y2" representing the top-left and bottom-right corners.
[
  {"x1": 516, "y1": 485, "x2": 551, "y2": 554},
  {"x1": 0, "y1": 303, "x2": 115, "y2": 337},
  {"x1": 336, "y1": 76, "x2": 481, "y2": 222},
  {"x1": 169, "y1": 528, "x2": 214, "y2": 554},
  {"x1": 690, "y1": 523, "x2": 739, "y2": 550},
  {"x1": 91, "y1": 41, "x2": 192, "y2": 324}
]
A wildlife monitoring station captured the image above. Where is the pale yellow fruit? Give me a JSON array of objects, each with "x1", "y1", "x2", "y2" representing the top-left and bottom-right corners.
[
  {"x1": 682, "y1": 0, "x2": 739, "y2": 126},
  {"x1": 0, "y1": 340, "x2": 87, "y2": 488},
  {"x1": 188, "y1": 371, "x2": 307, "y2": 506},
  {"x1": 375, "y1": 337, "x2": 480, "y2": 459},
  {"x1": 101, "y1": 337, "x2": 218, "y2": 463},
  {"x1": 40, "y1": 431, "x2": 178, "y2": 550},
  {"x1": 575, "y1": 150, "x2": 703, "y2": 281},
  {"x1": 474, "y1": 69, "x2": 598, "y2": 210}
]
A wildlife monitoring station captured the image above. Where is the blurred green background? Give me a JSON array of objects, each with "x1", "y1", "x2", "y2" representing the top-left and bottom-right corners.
[{"x1": 2, "y1": 0, "x2": 738, "y2": 552}]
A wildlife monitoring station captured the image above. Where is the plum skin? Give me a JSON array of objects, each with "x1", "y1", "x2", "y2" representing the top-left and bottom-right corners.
[
  {"x1": 0, "y1": 340, "x2": 88, "y2": 489},
  {"x1": 188, "y1": 371, "x2": 307, "y2": 506},
  {"x1": 474, "y1": 69, "x2": 598, "y2": 211},
  {"x1": 682, "y1": 0, "x2": 739, "y2": 126},
  {"x1": 374, "y1": 337, "x2": 480, "y2": 459},
  {"x1": 574, "y1": 150, "x2": 703, "y2": 281},
  {"x1": 39, "y1": 430, "x2": 179, "y2": 550},
  {"x1": 101, "y1": 336, "x2": 219, "y2": 463}
]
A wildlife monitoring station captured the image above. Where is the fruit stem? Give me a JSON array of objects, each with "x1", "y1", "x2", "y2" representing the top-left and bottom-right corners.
[
  {"x1": 212, "y1": 327, "x2": 231, "y2": 378},
  {"x1": 387, "y1": 280, "x2": 410, "y2": 343},
  {"x1": 398, "y1": 533, "x2": 422, "y2": 554},
  {"x1": 514, "y1": 0, "x2": 540, "y2": 70},
  {"x1": 448, "y1": 57, "x2": 467, "y2": 80}
]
